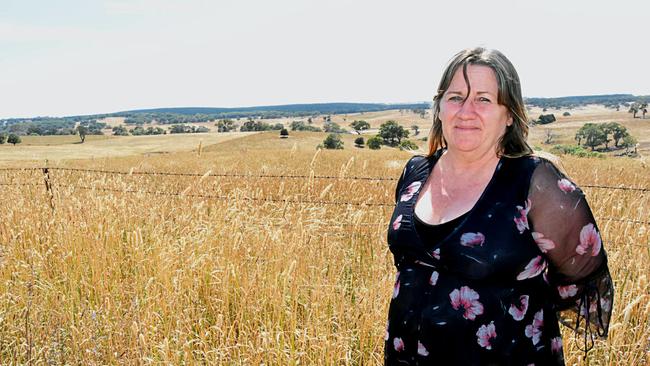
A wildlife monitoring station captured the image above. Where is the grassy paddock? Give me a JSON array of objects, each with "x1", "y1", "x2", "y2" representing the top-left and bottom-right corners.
[{"x1": 0, "y1": 132, "x2": 648, "y2": 365}]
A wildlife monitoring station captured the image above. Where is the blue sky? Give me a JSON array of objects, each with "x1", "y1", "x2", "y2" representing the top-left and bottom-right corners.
[{"x1": 1, "y1": 0, "x2": 648, "y2": 118}]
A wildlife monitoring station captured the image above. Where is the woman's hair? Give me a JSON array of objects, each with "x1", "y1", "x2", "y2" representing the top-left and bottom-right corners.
[{"x1": 428, "y1": 47, "x2": 533, "y2": 158}]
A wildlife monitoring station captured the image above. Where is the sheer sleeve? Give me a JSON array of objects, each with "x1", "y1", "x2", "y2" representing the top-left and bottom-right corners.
[{"x1": 527, "y1": 158, "x2": 614, "y2": 353}]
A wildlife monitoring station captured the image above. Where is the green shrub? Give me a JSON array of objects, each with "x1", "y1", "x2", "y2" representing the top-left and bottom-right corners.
[
  {"x1": 367, "y1": 136, "x2": 382, "y2": 150},
  {"x1": 550, "y1": 144, "x2": 604, "y2": 158},
  {"x1": 322, "y1": 134, "x2": 344, "y2": 149},
  {"x1": 399, "y1": 139, "x2": 419, "y2": 151}
]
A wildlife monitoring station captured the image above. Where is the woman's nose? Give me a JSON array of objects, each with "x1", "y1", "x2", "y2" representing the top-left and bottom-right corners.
[{"x1": 458, "y1": 99, "x2": 477, "y2": 119}]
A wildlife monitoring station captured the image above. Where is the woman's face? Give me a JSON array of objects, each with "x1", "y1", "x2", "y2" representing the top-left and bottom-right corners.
[{"x1": 439, "y1": 64, "x2": 512, "y2": 157}]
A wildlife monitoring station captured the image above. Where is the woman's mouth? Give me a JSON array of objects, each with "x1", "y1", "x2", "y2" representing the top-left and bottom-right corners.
[{"x1": 455, "y1": 126, "x2": 480, "y2": 131}]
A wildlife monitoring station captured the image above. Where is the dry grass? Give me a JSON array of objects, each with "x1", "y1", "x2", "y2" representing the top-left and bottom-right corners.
[
  {"x1": 0, "y1": 130, "x2": 648, "y2": 365},
  {"x1": 0, "y1": 132, "x2": 254, "y2": 164}
]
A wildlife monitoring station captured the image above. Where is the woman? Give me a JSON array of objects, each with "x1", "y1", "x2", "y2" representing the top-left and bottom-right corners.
[{"x1": 385, "y1": 47, "x2": 613, "y2": 365}]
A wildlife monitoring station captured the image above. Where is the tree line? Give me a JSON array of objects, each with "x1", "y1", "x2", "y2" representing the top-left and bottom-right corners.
[
  {"x1": 317, "y1": 120, "x2": 419, "y2": 151},
  {"x1": 525, "y1": 94, "x2": 650, "y2": 110}
]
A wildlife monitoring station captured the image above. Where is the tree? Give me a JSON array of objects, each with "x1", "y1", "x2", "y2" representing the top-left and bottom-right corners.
[
  {"x1": 411, "y1": 125, "x2": 420, "y2": 136},
  {"x1": 7, "y1": 134, "x2": 21, "y2": 145},
  {"x1": 112, "y1": 126, "x2": 129, "y2": 136},
  {"x1": 367, "y1": 135, "x2": 382, "y2": 150},
  {"x1": 77, "y1": 125, "x2": 89, "y2": 143},
  {"x1": 280, "y1": 128, "x2": 289, "y2": 138},
  {"x1": 607, "y1": 122, "x2": 629, "y2": 147},
  {"x1": 537, "y1": 114, "x2": 556, "y2": 124},
  {"x1": 130, "y1": 126, "x2": 146, "y2": 135},
  {"x1": 290, "y1": 121, "x2": 306, "y2": 131},
  {"x1": 0, "y1": 133, "x2": 6, "y2": 144},
  {"x1": 290, "y1": 120, "x2": 321, "y2": 132},
  {"x1": 216, "y1": 119, "x2": 235, "y2": 132},
  {"x1": 323, "y1": 122, "x2": 346, "y2": 133},
  {"x1": 575, "y1": 123, "x2": 606, "y2": 151},
  {"x1": 575, "y1": 128, "x2": 585, "y2": 146},
  {"x1": 170, "y1": 124, "x2": 192, "y2": 134},
  {"x1": 399, "y1": 139, "x2": 419, "y2": 151},
  {"x1": 240, "y1": 120, "x2": 271, "y2": 132},
  {"x1": 378, "y1": 120, "x2": 409, "y2": 146},
  {"x1": 354, "y1": 136, "x2": 364, "y2": 147},
  {"x1": 629, "y1": 102, "x2": 640, "y2": 118},
  {"x1": 599, "y1": 123, "x2": 615, "y2": 149},
  {"x1": 349, "y1": 120, "x2": 370, "y2": 133},
  {"x1": 543, "y1": 129, "x2": 557, "y2": 144},
  {"x1": 322, "y1": 133, "x2": 343, "y2": 149},
  {"x1": 621, "y1": 134, "x2": 638, "y2": 154}
]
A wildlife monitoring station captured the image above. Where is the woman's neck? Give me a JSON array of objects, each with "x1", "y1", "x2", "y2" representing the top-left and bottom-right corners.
[{"x1": 440, "y1": 149, "x2": 500, "y2": 176}]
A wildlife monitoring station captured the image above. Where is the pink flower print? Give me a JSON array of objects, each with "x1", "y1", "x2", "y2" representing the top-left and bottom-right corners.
[
  {"x1": 476, "y1": 321, "x2": 497, "y2": 350},
  {"x1": 432, "y1": 248, "x2": 440, "y2": 260},
  {"x1": 551, "y1": 337, "x2": 563, "y2": 354},
  {"x1": 577, "y1": 223, "x2": 602, "y2": 256},
  {"x1": 514, "y1": 199, "x2": 531, "y2": 233},
  {"x1": 525, "y1": 309, "x2": 544, "y2": 345},
  {"x1": 460, "y1": 232, "x2": 485, "y2": 247},
  {"x1": 400, "y1": 181, "x2": 422, "y2": 202},
  {"x1": 557, "y1": 178, "x2": 576, "y2": 193},
  {"x1": 508, "y1": 295, "x2": 530, "y2": 321},
  {"x1": 531, "y1": 232, "x2": 555, "y2": 253},
  {"x1": 429, "y1": 271, "x2": 439, "y2": 286},
  {"x1": 417, "y1": 341, "x2": 429, "y2": 356},
  {"x1": 517, "y1": 256, "x2": 547, "y2": 281},
  {"x1": 392, "y1": 214, "x2": 403, "y2": 231},
  {"x1": 583, "y1": 296, "x2": 605, "y2": 315},
  {"x1": 392, "y1": 272, "x2": 400, "y2": 299},
  {"x1": 449, "y1": 286, "x2": 484, "y2": 320},
  {"x1": 393, "y1": 337, "x2": 405, "y2": 352},
  {"x1": 557, "y1": 285, "x2": 578, "y2": 299}
]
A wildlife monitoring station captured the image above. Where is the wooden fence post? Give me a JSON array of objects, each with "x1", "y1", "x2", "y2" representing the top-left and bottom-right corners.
[{"x1": 42, "y1": 167, "x2": 55, "y2": 211}]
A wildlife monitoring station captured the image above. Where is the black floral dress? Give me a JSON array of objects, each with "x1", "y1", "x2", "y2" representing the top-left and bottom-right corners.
[{"x1": 385, "y1": 151, "x2": 613, "y2": 365}]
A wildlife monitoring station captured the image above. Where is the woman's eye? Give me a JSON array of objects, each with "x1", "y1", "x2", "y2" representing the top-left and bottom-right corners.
[
  {"x1": 448, "y1": 96, "x2": 463, "y2": 102},
  {"x1": 478, "y1": 97, "x2": 492, "y2": 103}
]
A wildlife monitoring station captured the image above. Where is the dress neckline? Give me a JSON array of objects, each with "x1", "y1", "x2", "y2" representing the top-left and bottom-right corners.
[
  {"x1": 410, "y1": 149, "x2": 505, "y2": 258},
  {"x1": 414, "y1": 210, "x2": 469, "y2": 227}
]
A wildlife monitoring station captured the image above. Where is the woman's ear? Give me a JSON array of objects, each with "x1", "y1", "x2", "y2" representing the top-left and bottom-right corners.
[{"x1": 507, "y1": 114, "x2": 514, "y2": 127}]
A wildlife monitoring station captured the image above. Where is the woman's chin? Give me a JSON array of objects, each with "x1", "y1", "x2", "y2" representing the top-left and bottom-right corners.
[{"x1": 446, "y1": 139, "x2": 483, "y2": 154}]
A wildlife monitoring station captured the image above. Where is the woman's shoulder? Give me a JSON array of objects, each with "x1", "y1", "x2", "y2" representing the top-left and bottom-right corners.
[
  {"x1": 508, "y1": 153, "x2": 581, "y2": 196},
  {"x1": 505, "y1": 152, "x2": 564, "y2": 175},
  {"x1": 401, "y1": 153, "x2": 432, "y2": 175}
]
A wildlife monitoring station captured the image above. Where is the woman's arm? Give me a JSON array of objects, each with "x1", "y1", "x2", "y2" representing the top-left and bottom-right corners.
[{"x1": 527, "y1": 158, "x2": 614, "y2": 352}]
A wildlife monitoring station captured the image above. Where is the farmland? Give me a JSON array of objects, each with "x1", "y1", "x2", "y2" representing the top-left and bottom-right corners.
[{"x1": 0, "y1": 109, "x2": 648, "y2": 365}]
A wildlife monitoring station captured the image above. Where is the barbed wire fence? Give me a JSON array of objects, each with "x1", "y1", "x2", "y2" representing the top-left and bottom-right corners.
[{"x1": 0, "y1": 166, "x2": 648, "y2": 226}]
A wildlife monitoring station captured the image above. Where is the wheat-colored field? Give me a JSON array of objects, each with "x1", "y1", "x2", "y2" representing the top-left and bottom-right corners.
[
  {"x1": 0, "y1": 127, "x2": 648, "y2": 364},
  {"x1": 0, "y1": 132, "x2": 254, "y2": 163}
]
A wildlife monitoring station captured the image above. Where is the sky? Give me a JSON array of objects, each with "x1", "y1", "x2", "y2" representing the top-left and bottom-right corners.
[{"x1": 1, "y1": 0, "x2": 648, "y2": 118}]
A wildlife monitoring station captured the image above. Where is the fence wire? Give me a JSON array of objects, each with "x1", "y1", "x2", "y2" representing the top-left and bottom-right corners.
[
  {"x1": 1, "y1": 167, "x2": 650, "y2": 191},
  {"x1": 0, "y1": 167, "x2": 648, "y2": 225}
]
